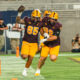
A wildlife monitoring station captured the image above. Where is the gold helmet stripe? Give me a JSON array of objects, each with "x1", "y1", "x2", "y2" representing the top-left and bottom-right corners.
[
  {"x1": 36, "y1": 10, "x2": 38, "y2": 16},
  {"x1": 53, "y1": 12, "x2": 55, "y2": 17}
]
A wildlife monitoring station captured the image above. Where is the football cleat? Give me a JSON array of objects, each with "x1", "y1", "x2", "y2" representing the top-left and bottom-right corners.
[
  {"x1": 35, "y1": 73, "x2": 40, "y2": 76},
  {"x1": 35, "y1": 69, "x2": 40, "y2": 76},
  {"x1": 22, "y1": 69, "x2": 27, "y2": 76}
]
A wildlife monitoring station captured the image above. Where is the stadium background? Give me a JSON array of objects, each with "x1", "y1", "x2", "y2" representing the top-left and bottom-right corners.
[{"x1": 0, "y1": 0, "x2": 80, "y2": 53}]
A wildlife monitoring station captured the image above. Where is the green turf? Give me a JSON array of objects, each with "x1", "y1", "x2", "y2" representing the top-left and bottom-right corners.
[
  {"x1": 0, "y1": 52, "x2": 80, "y2": 80},
  {"x1": 32, "y1": 53, "x2": 80, "y2": 80}
]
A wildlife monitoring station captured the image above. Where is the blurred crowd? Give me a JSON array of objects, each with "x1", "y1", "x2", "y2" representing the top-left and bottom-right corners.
[{"x1": 72, "y1": 34, "x2": 80, "y2": 52}]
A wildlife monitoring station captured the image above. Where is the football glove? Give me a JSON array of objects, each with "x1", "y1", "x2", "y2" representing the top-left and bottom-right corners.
[
  {"x1": 18, "y1": 5, "x2": 25, "y2": 12},
  {"x1": 43, "y1": 33, "x2": 49, "y2": 39},
  {"x1": 17, "y1": 5, "x2": 25, "y2": 17},
  {"x1": 40, "y1": 39, "x2": 47, "y2": 44}
]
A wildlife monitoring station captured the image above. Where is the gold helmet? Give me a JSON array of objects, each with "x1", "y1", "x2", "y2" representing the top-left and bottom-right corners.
[
  {"x1": 35, "y1": 9, "x2": 42, "y2": 13},
  {"x1": 43, "y1": 10, "x2": 51, "y2": 17},
  {"x1": 49, "y1": 12, "x2": 58, "y2": 20},
  {"x1": 31, "y1": 10, "x2": 41, "y2": 17}
]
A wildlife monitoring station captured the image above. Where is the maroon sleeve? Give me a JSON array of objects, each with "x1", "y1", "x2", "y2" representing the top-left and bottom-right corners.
[
  {"x1": 42, "y1": 17, "x2": 49, "y2": 23},
  {"x1": 56, "y1": 22, "x2": 62, "y2": 29},
  {"x1": 23, "y1": 16, "x2": 29, "y2": 24},
  {"x1": 39, "y1": 21, "x2": 43, "y2": 31}
]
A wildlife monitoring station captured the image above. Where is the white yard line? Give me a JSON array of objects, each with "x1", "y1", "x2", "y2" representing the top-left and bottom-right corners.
[
  {"x1": 0, "y1": 56, "x2": 45, "y2": 80},
  {"x1": 1, "y1": 53, "x2": 80, "y2": 59},
  {"x1": 0, "y1": 53, "x2": 80, "y2": 80},
  {"x1": 58, "y1": 53, "x2": 80, "y2": 56},
  {"x1": 35, "y1": 53, "x2": 80, "y2": 57}
]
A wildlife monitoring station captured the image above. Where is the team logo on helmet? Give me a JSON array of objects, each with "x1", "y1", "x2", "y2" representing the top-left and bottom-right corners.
[
  {"x1": 31, "y1": 10, "x2": 41, "y2": 17},
  {"x1": 43, "y1": 10, "x2": 51, "y2": 17},
  {"x1": 49, "y1": 12, "x2": 58, "y2": 20}
]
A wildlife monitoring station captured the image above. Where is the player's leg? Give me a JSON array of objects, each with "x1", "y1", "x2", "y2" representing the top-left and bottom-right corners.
[
  {"x1": 22, "y1": 43, "x2": 38, "y2": 76},
  {"x1": 21, "y1": 54, "x2": 28, "y2": 59},
  {"x1": 38, "y1": 57, "x2": 47, "y2": 69},
  {"x1": 25, "y1": 55, "x2": 33, "y2": 68},
  {"x1": 26, "y1": 43, "x2": 38, "y2": 67},
  {"x1": 35, "y1": 45, "x2": 49, "y2": 76},
  {"x1": 21, "y1": 41, "x2": 29, "y2": 76},
  {"x1": 50, "y1": 46, "x2": 60, "y2": 62},
  {"x1": 21, "y1": 41, "x2": 29, "y2": 59},
  {"x1": 50, "y1": 55, "x2": 57, "y2": 62},
  {"x1": 35, "y1": 56, "x2": 47, "y2": 76},
  {"x1": 22, "y1": 55, "x2": 34, "y2": 76}
]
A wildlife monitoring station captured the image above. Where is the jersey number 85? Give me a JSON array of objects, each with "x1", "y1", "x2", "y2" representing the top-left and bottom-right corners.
[{"x1": 27, "y1": 26, "x2": 39, "y2": 35}]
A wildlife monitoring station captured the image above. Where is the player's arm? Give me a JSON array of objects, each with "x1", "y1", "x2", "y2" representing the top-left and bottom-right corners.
[
  {"x1": 47, "y1": 29, "x2": 61, "y2": 41},
  {"x1": 47, "y1": 35, "x2": 57, "y2": 41},
  {"x1": 16, "y1": 5, "x2": 25, "y2": 24},
  {"x1": 40, "y1": 26, "x2": 62, "y2": 43},
  {"x1": 47, "y1": 26, "x2": 62, "y2": 41},
  {"x1": 40, "y1": 30, "x2": 60, "y2": 43},
  {"x1": 15, "y1": 5, "x2": 25, "y2": 31}
]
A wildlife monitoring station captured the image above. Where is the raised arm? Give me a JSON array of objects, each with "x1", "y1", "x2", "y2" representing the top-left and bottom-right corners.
[{"x1": 16, "y1": 5, "x2": 25, "y2": 24}]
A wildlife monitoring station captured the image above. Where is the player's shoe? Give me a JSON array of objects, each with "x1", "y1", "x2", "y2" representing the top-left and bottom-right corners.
[
  {"x1": 35, "y1": 69, "x2": 40, "y2": 76},
  {"x1": 22, "y1": 68, "x2": 27, "y2": 76},
  {"x1": 35, "y1": 73, "x2": 40, "y2": 76}
]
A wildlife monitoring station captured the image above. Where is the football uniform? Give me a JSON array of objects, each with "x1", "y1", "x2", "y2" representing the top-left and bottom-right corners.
[
  {"x1": 42, "y1": 17, "x2": 50, "y2": 23},
  {"x1": 41, "y1": 21, "x2": 62, "y2": 57},
  {"x1": 39, "y1": 35, "x2": 44, "y2": 46},
  {"x1": 21, "y1": 17, "x2": 42, "y2": 57},
  {"x1": 39, "y1": 17, "x2": 50, "y2": 46}
]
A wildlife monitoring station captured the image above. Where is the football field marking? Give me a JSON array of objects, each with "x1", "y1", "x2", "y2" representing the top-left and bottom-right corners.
[
  {"x1": 0, "y1": 53, "x2": 80, "y2": 80},
  {"x1": 0, "y1": 56, "x2": 44, "y2": 80},
  {"x1": 35, "y1": 53, "x2": 80, "y2": 57},
  {"x1": 0, "y1": 60, "x2": 1, "y2": 76},
  {"x1": 69, "y1": 57, "x2": 80, "y2": 63}
]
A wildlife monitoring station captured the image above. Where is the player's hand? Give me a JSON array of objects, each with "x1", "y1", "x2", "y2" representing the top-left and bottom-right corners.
[
  {"x1": 43, "y1": 33, "x2": 49, "y2": 39},
  {"x1": 18, "y1": 5, "x2": 25, "y2": 12},
  {"x1": 40, "y1": 39, "x2": 47, "y2": 44}
]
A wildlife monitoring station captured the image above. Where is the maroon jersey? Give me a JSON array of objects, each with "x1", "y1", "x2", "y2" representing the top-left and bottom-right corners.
[
  {"x1": 43, "y1": 21, "x2": 62, "y2": 47},
  {"x1": 42, "y1": 17, "x2": 50, "y2": 23},
  {"x1": 23, "y1": 17, "x2": 42, "y2": 43}
]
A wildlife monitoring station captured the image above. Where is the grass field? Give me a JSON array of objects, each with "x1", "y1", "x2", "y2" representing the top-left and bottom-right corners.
[{"x1": 0, "y1": 52, "x2": 80, "y2": 80}]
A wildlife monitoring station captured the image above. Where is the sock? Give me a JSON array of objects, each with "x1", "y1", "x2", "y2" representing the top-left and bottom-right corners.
[
  {"x1": 24, "y1": 68, "x2": 28, "y2": 72},
  {"x1": 18, "y1": 12, "x2": 22, "y2": 17},
  {"x1": 36, "y1": 69, "x2": 40, "y2": 74}
]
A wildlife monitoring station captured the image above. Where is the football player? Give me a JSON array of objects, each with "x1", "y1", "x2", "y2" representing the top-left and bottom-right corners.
[
  {"x1": 16, "y1": 6, "x2": 43, "y2": 76},
  {"x1": 42, "y1": 10, "x2": 51, "y2": 23},
  {"x1": 39, "y1": 10, "x2": 51, "y2": 50},
  {"x1": 35, "y1": 12, "x2": 62, "y2": 76}
]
